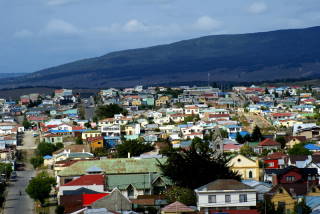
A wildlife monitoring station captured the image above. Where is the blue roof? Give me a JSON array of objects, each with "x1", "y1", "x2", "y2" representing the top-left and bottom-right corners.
[
  {"x1": 43, "y1": 155, "x2": 52, "y2": 159},
  {"x1": 306, "y1": 196, "x2": 320, "y2": 210},
  {"x1": 229, "y1": 131, "x2": 250, "y2": 139},
  {"x1": 104, "y1": 136, "x2": 121, "y2": 140},
  {"x1": 305, "y1": 144, "x2": 320, "y2": 151},
  {"x1": 86, "y1": 165, "x2": 103, "y2": 173}
]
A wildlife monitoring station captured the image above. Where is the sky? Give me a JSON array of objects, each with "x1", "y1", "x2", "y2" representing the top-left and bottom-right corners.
[{"x1": 1, "y1": 0, "x2": 320, "y2": 73}]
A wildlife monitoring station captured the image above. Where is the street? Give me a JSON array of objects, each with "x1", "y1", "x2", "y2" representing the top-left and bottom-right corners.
[{"x1": 4, "y1": 131, "x2": 36, "y2": 214}]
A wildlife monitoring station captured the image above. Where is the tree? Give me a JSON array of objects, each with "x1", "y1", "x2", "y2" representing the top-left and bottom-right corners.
[
  {"x1": 276, "y1": 136, "x2": 286, "y2": 149},
  {"x1": 164, "y1": 186, "x2": 196, "y2": 206},
  {"x1": 23, "y1": 117, "x2": 32, "y2": 130},
  {"x1": 93, "y1": 147, "x2": 109, "y2": 157},
  {"x1": 251, "y1": 126, "x2": 264, "y2": 142},
  {"x1": 265, "y1": 88, "x2": 270, "y2": 94},
  {"x1": 0, "y1": 163, "x2": 12, "y2": 179},
  {"x1": 37, "y1": 142, "x2": 59, "y2": 156},
  {"x1": 240, "y1": 144, "x2": 256, "y2": 157},
  {"x1": 30, "y1": 156, "x2": 44, "y2": 169},
  {"x1": 220, "y1": 128, "x2": 228, "y2": 138},
  {"x1": 294, "y1": 198, "x2": 312, "y2": 214},
  {"x1": 116, "y1": 140, "x2": 154, "y2": 158},
  {"x1": 76, "y1": 136, "x2": 83, "y2": 145},
  {"x1": 236, "y1": 132, "x2": 245, "y2": 144},
  {"x1": 25, "y1": 172, "x2": 56, "y2": 206},
  {"x1": 158, "y1": 138, "x2": 241, "y2": 189},
  {"x1": 55, "y1": 205, "x2": 65, "y2": 214},
  {"x1": 288, "y1": 143, "x2": 312, "y2": 155},
  {"x1": 95, "y1": 104, "x2": 127, "y2": 120}
]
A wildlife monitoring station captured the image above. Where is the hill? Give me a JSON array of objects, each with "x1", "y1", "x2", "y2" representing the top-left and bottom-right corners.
[{"x1": 3, "y1": 26, "x2": 320, "y2": 88}]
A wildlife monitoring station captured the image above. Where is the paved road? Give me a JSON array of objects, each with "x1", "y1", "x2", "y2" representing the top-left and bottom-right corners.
[
  {"x1": 4, "y1": 131, "x2": 36, "y2": 214},
  {"x1": 4, "y1": 170, "x2": 35, "y2": 214}
]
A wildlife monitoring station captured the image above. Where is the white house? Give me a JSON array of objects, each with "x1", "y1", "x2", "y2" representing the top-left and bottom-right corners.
[{"x1": 195, "y1": 179, "x2": 257, "y2": 213}]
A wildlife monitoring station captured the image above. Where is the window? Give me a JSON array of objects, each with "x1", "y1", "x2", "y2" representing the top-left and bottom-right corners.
[
  {"x1": 286, "y1": 176, "x2": 295, "y2": 182},
  {"x1": 127, "y1": 185, "x2": 134, "y2": 198},
  {"x1": 208, "y1": 195, "x2": 216, "y2": 203},
  {"x1": 249, "y1": 171, "x2": 253, "y2": 178},
  {"x1": 268, "y1": 162, "x2": 274, "y2": 167},
  {"x1": 225, "y1": 195, "x2": 231, "y2": 203},
  {"x1": 278, "y1": 202, "x2": 286, "y2": 211},
  {"x1": 239, "y1": 194, "x2": 247, "y2": 202}
]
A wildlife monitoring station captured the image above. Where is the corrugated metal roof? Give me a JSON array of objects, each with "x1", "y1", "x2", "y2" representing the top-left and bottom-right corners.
[{"x1": 58, "y1": 158, "x2": 166, "y2": 177}]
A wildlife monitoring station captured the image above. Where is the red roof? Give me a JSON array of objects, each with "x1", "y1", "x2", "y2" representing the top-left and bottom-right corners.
[
  {"x1": 62, "y1": 174, "x2": 105, "y2": 186},
  {"x1": 72, "y1": 126, "x2": 83, "y2": 131},
  {"x1": 264, "y1": 152, "x2": 287, "y2": 160},
  {"x1": 209, "y1": 114, "x2": 230, "y2": 118},
  {"x1": 82, "y1": 193, "x2": 109, "y2": 206},
  {"x1": 272, "y1": 113, "x2": 292, "y2": 117},
  {"x1": 259, "y1": 138, "x2": 281, "y2": 147}
]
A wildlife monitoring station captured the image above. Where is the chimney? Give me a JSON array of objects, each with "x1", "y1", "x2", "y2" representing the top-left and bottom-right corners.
[
  {"x1": 289, "y1": 188, "x2": 296, "y2": 197},
  {"x1": 128, "y1": 152, "x2": 131, "y2": 158},
  {"x1": 272, "y1": 174, "x2": 278, "y2": 186}
]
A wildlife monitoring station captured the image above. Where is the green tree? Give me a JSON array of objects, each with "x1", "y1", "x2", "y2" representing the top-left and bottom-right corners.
[
  {"x1": 294, "y1": 198, "x2": 312, "y2": 214},
  {"x1": 116, "y1": 140, "x2": 154, "y2": 158},
  {"x1": 257, "y1": 197, "x2": 276, "y2": 214},
  {"x1": 95, "y1": 104, "x2": 128, "y2": 120},
  {"x1": 0, "y1": 163, "x2": 12, "y2": 179},
  {"x1": 93, "y1": 147, "x2": 109, "y2": 157},
  {"x1": 288, "y1": 143, "x2": 312, "y2": 155},
  {"x1": 30, "y1": 156, "x2": 44, "y2": 169},
  {"x1": 240, "y1": 144, "x2": 256, "y2": 157},
  {"x1": 55, "y1": 205, "x2": 65, "y2": 214},
  {"x1": 76, "y1": 136, "x2": 83, "y2": 145},
  {"x1": 25, "y1": 172, "x2": 56, "y2": 206},
  {"x1": 236, "y1": 132, "x2": 245, "y2": 144},
  {"x1": 37, "y1": 142, "x2": 59, "y2": 156},
  {"x1": 164, "y1": 186, "x2": 196, "y2": 206},
  {"x1": 22, "y1": 117, "x2": 32, "y2": 130},
  {"x1": 251, "y1": 125, "x2": 264, "y2": 142},
  {"x1": 220, "y1": 128, "x2": 228, "y2": 138},
  {"x1": 158, "y1": 138, "x2": 241, "y2": 189},
  {"x1": 276, "y1": 136, "x2": 286, "y2": 149}
]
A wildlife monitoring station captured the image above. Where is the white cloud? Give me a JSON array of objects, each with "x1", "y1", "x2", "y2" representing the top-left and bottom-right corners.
[
  {"x1": 44, "y1": 19, "x2": 80, "y2": 35},
  {"x1": 248, "y1": 2, "x2": 268, "y2": 14},
  {"x1": 123, "y1": 19, "x2": 148, "y2": 32},
  {"x1": 194, "y1": 16, "x2": 221, "y2": 31},
  {"x1": 13, "y1": 29, "x2": 34, "y2": 38}
]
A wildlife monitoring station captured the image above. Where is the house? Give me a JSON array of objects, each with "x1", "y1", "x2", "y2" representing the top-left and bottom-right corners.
[
  {"x1": 87, "y1": 136, "x2": 104, "y2": 151},
  {"x1": 106, "y1": 173, "x2": 172, "y2": 199},
  {"x1": 184, "y1": 105, "x2": 200, "y2": 115},
  {"x1": 264, "y1": 166, "x2": 319, "y2": 185},
  {"x1": 268, "y1": 183, "x2": 320, "y2": 213},
  {"x1": 296, "y1": 126, "x2": 320, "y2": 140},
  {"x1": 194, "y1": 179, "x2": 257, "y2": 213},
  {"x1": 161, "y1": 201, "x2": 195, "y2": 214},
  {"x1": 255, "y1": 138, "x2": 281, "y2": 154},
  {"x1": 101, "y1": 125, "x2": 121, "y2": 137},
  {"x1": 263, "y1": 152, "x2": 287, "y2": 169},
  {"x1": 285, "y1": 136, "x2": 307, "y2": 149},
  {"x1": 242, "y1": 180, "x2": 272, "y2": 201},
  {"x1": 156, "y1": 96, "x2": 169, "y2": 106},
  {"x1": 228, "y1": 154, "x2": 260, "y2": 181},
  {"x1": 82, "y1": 130, "x2": 102, "y2": 140},
  {"x1": 90, "y1": 188, "x2": 132, "y2": 211},
  {"x1": 43, "y1": 134, "x2": 63, "y2": 144},
  {"x1": 59, "y1": 174, "x2": 106, "y2": 196}
]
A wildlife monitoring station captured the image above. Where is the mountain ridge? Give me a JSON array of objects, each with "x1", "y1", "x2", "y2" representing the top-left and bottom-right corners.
[{"x1": 2, "y1": 26, "x2": 320, "y2": 88}]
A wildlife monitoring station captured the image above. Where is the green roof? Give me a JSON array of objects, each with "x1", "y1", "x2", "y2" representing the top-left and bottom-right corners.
[
  {"x1": 58, "y1": 158, "x2": 166, "y2": 177},
  {"x1": 107, "y1": 173, "x2": 172, "y2": 190}
]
